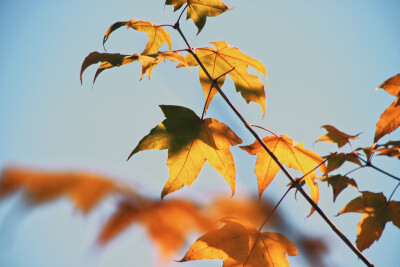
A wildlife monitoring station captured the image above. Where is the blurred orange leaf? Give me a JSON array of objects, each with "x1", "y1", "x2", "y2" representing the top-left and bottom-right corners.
[
  {"x1": 178, "y1": 41, "x2": 267, "y2": 116},
  {"x1": 99, "y1": 199, "x2": 211, "y2": 259},
  {"x1": 181, "y1": 217, "x2": 298, "y2": 266},
  {"x1": 241, "y1": 135, "x2": 326, "y2": 214},
  {"x1": 316, "y1": 125, "x2": 359, "y2": 148},
  {"x1": 0, "y1": 167, "x2": 115, "y2": 213},
  {"x1": 165, "y1": 0, "x2": 230, "y2": 34},
  {"x1": 339, "y1": 191, "x2": 400, "y2": 251},
  {"x1": 128, "y1": 105, "x2": 242, "y2": 199},
  {"x1": 103, "y1": 19, "x2": 172, "y2": 55}
]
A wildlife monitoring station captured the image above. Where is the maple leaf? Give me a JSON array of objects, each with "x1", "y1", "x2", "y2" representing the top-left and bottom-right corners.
[
  {"x1": 80, "y1": 51, "x2": 187, "y2": 83},
  {"x1": 128, "y1": 105, "x2": 242, "y2": 199},
  {"x1": 99, "y1": 199, "x2": 212, "y2": 259},
  {"x1": 375, "y1": 140, "x2": 400, "y2": 159},
  {"x1": 241, "y1": 135, "x2": 326, "y2": 214},
  {"x1": 0, "y1": 167, "x2": 115, "y2": 213},
  {"x1": 339, "y1": 191, "x2": 400, "y2": 251},
  {"x1": 374, "y1": 97, "x2": 400, "y2": 143},
  {"x1": 103, "y1": 19, "x2": 172, "y2": 55},
  {"x1": 320, "y1": 175, "x2": 358, "y2": 202},
  {"x1": 165, "y1": 0, "x2": 230, "y2": 34},
  {"x1": 179, "y1": 41, "x2": 267, "y2": 116},
  {"x1": 376, "y1": 73, "x2": 400, "y2": 97},
  {"x1": 180, "y1": 217, "x2": 298, "y2": 267},
  {"x1": 324, "y1": 152, "x2": 362, "y2": 173},
  {"x1": 315, "y1": 125, "x2": 359, "y2": 148}
]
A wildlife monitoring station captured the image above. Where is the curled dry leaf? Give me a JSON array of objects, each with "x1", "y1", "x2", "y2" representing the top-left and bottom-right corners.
[
  {"x1": 165, "y1": 0, "x2": 230, "y2": 34},
  {"x1": 178, "y1": 41, "x2": 267, "y2": 116},
  {"x1": 128, "y1": 105, "x2": 242, "y2": 199},
  {"x1": 103, "y1": 19, "x2": 172, "y2": 55},
  {"x1": 80, "y1": 51, "x2": 187, "y2": 83},
  {"x1": 241, "y1": 135, "x2": 326, "y2": 215},
  {"x1": 181, "y1": 217, "x2": 298, "y2": 267},
  {"x1": 0, "y1": 167, "x2": 115, "y2": 213},
  {"x1": 315, "y1": 125, "x2": 359, "y2": 148},
  {"x1": 99, "y1": 199, "x2": 212, "y2": 259},
  {"x1": 339, "y1": 191, "x2": 400, "y2": 251}
]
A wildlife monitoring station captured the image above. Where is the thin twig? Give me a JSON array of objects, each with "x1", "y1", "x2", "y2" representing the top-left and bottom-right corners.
[
  {"x1": 344, "y1": 166, "x2": 365, "y2": 177},
  {"x1": 388, "y1": 182, "x2": 400, "y2": 202},
  {"x1": 249, "y1": 124, "x2": 279, "y2": 138},
  {"x1": 358, "y1": 156, "x2": 400, "y2": 182},
  {"x1": 173, "y1": 24, "x2": 374, "y2": 267}
]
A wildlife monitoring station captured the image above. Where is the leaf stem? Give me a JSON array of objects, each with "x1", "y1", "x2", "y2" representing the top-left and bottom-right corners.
[
  {"x1": 388, "y1": 182, "x2": 400, "y2": 202},
  {"x1": 344, "y1": 166, "x2": 364, "y2": 177},
  {"x1": 358, "y1": 156, "x2": 400, "y2": 182},
  {"x1": 174, "y1": 24, "x2": 374, "y2": 267},
  {"x1": 249, "y1": 124, "x2": 279, "y2": 138}
]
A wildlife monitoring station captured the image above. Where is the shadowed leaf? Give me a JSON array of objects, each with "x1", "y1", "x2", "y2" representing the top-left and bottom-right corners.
[
  {"x1": 316, "y1": 125, "x2": 359, "y2": 148},
  {"x1": 0, "y1": 167, "x2": 115, "y2": 213},
  {"x1": 165, "y1": 0, "x2": 230, "y2": 34},
  {"x1": 179, "y1": 41, "x2": 267, "y2": 116},
  {"x1": 128, "y1": 105, "x2": 242, "y2": 199},
  {"x1": 241, "y1": 135, "x2": 326, "y2": 215},
  {"x1": 103, "y1": 19, "x2": 172, "y2": 55},
  {"x1": 324, "y1": 152, "x2": 362, "y2": 173},
  {"x1": 339, "y1": 191, "x2": 400, "y2": 251},
  {"x1": 320, "y1": 175, "x2": 358, "y2": 202},
  {"x1": 181, "y1": 217, "x2": 298, "y2": 267}
]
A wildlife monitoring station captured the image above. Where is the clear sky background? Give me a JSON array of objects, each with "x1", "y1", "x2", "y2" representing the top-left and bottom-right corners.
[{"x1": 0, "y1": 0, "x2": 399, "y2": 266}]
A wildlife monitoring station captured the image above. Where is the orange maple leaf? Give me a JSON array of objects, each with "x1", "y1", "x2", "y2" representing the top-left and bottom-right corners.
[
  {"x1": 241, "y1": 135, "x2": 326, "y2": 214},
  {"x1": 315, "y1": 125, "x2": 359, "y2": 148},
  {"x1": 339, "y1": 191, "x2": 400, "y2": 251},
  {"x1": 181, "y1": 217, "x2": 298, "y2": 267},
  {"x1": 178, "y1": 41, "x2": 267, "y2": 116},
  {"x1": 0, "y1": 167, "x2": 115, "y2": 213},
  {"x1": 128, "y1": 105, "x2": 242, "y2": 199}
]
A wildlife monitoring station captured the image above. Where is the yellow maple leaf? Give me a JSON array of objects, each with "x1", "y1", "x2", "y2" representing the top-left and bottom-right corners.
[
  {"x1": 179, "y1": 41, "x2": 267, "y2": 116},
  {"x1": 241, "y1": 135, "x2": 326, "y2": 214},
  {"x1": 339, "y1": 191, "x2": 400, "y2": 251},
  {"x1": 103, "y1": 19, "x2": 172, "y2": 55},
  {"x1": 180, "y1": 217, "x2": 298, "y2": 267},
  {"x1": 165, "y1": 0, "x2": 230, "y2": 34},
  {"x1": 128, "y1": 105, "x2": 242, "y2": 199},
  {"x1": 315, "y1": 125, "x2": 359, "y2": 148}
]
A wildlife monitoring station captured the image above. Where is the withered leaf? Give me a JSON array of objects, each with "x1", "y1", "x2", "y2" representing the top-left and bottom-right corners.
[
  {"x1": 165, "y1": 0, "x2": 230, "y2": 34},
  {"x1": 128, "y1": 105, "x2": 242, "y2": 199},
  {"x1": 320, "y1": 175, "x2": 358, "y2": 202},
  {"x1": 374, "y1": 97, "x2": 400, "y2": 143},
  {"x1": 325, "y1": 152, "x2": 362, "y2": 173},
  {"x1": 339, "y1": 191, "x2": 400, "y2": 251},
  {"x1": 376, "y1": 73, "x2": 400, "y2": 97},
  {"x1": 103, "y1": 19, "x2": 172, "y2": 55},
  {"x1": 181, "y1": 217, "x2": 298, "y2": 267}
]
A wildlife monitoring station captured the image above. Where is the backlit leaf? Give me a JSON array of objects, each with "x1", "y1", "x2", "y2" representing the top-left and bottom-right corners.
[
  {"x1": 99, "y1": 199, "x2": 211, "y2": 259},
  {"x1": 128, "y1": 105, "x2": 242, "y2": 199},
  {"x1": 103, "y1": 19, "x2": 172, "y2": 55},
  {"x1": 241, "y1": 135, "x2": 326, "y2": 214},
  {"x1": 165, "y1": 0, "x2": 230, "y2": 34},
  {"x1": 374, "y1": 97, "x2": 400, "y2": 143},
  {"x1": 179, "y1": 41, "x2": 267, "y2": 116},
  {"x1": 320, "y1": 175, "x2": 358, "y2": 202},
  {"x1": 181, "y1": 217, "x2": 298, "y2": 267},
  {"x1": 339, "y1": 191, "x2": 400, "y2": 251},
  {"x1": 316, "y1": 125, "x2": 359, "y2": 148},
  {"x1": 376, "y1": 73, "x2": 400, "y2": 97},
  {"x1": 0, "y1": 167, "x2": 115, "y2": 213},
  {"x1": 80, "y1": 51, "x2": 187, "y2": 83}
]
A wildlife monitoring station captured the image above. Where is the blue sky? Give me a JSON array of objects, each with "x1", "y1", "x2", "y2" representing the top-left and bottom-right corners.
[{"x1": 0, "y1": 0, "x2": 399, "y2": 266}]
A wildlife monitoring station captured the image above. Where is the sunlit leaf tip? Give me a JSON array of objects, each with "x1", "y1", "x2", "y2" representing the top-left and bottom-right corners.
[
  {"x1": 102, "y1": 19, "x2": 172, "y2": 55},
  {"x1": 315, "y1": 125, "x2": 359, "y2": 148},
  {"x1": 127, "y1": 105, "x2": 242, "y2": 199},
  {"x1": 376, "y1": 73, "x2": 400, "y2": 97},
  {"x1": 165, "y1": 0, "x2": 231, "y2": 34}
]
